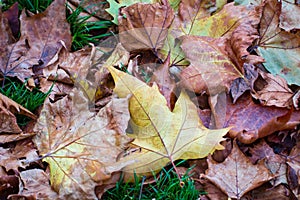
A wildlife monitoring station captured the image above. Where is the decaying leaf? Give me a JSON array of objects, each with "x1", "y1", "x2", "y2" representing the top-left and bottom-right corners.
[
  {"x1": 241, "y1": 183, "x2": 295, "y2": 200},
  {"x1": 248, "y1": 140, "x2": 287, "y2": 186},
  {"x1": 118, "y1": 1, "x2": 174, "y2": 52},
  {"x1": 105, "y1": 0, "x2": 157, "y2": 24},
  {"x1": 255, "y1": 0, "x2": 300, "y2": 86},
  {"x1": 33, "y1": 89, "x2": 132, "y2": 199},
  {"x1": 0, "y1": 139, "x2": 39, "y2": 171},
  {"x1": 251, "y1": 70, "x2": 294, "y2": 108},
  {"x1": 0, "y1": 93, "x2": 36, "y2": 134},
  {"x1": 180, "y1": 36, "x2": 242, "y2": 94},
  {"x1": 9, "y1": 169, "x2": 59, "y2": 199},
  {"x1": 108, "y1": 66, "x2": 229, "y2": 179},
  {"x1": 203, "y1": 141, "x2": 274, "y2": 199},
  {"x1": 222, "y1": 93, "x2": 300, "y2": 144},
  {"x1": 0, "y1": 0, "x2": 72, "y2": 82},
  {"x1": 149, "y1": 53, "x2": 176, "y2": 109},
  {"x1": 279, "y1": 0, "x2": 300, "y2": 31}
]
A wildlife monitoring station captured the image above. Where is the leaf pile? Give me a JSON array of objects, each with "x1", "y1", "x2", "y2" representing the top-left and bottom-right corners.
[{"x1": 0, "y1": 0, "x2": 300, "y2": 199}]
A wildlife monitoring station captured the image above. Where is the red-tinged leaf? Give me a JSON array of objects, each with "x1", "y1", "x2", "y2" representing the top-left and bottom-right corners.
[
  {"x1": 150, "y1": 53, "x2": 176, "y2": 109},
  {"x1": 3, "y1": 3, "x2": 19, "y2": 38},
  {"x1": 0, "y1": 174, "x2": 19, "y2": 200},
  {"x1": 222, "y1": 93, "x2": 300, "y2": 144}
]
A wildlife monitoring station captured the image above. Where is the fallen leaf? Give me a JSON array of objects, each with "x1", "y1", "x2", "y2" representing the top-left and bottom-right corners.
[
  {"x1": 0, "y1": 93, "x2": 36, "y2": 134},
  {"x1": 221, "y1": 93, "x2": 300, "y2": 144},
  {"x1": 9, "y1": 169, "x2": 59, "y2": 199},
  {"x1": 108, "y1": 66, "x2": 229, "y2": 179},
  {"x1": 0, "y1": 174, "x2": 19, "y2": 200},
  {"x1": 0, "y1": 139, "x2": 39, "y2": 171},
  {"x1": 248, "y1": 140, "x2": 287, "y2": 186},
  {"x1": 33, "y1": 88, "x2": 132, "y2": 199},
  {"x1": 2, "y1": 2, "x2": 19, "y2": 39},
  {"x1": 255, "y1": 0, "x2": 300, "y2": 86},
  {"x1": 118, "y1": 1, "x2": 174, "y2": 52},
  {"x1": 150, "y1": 53, "x2": 176, "y2": 109},
  {"x1": 105, "y1": 0, "x2": 157, "y2": 24},
  {"x1": 241, "y1": 183, "x2": 295, "y2": 200},
  {"x1": 279, "y1": 0, "x2": 300, "y2": 31},
  {"x1": 180, "y1": 35, "x2": 242, "y2": 94},
  {"x1": 203, "y1": 141, "x2": 274, "y2": 199},
  {"x1": 0, "y1": 0, "x2": 72, "y2": 82},
  {"x1": 251, "y1": 70, "x2": 294, "y2": 108}
]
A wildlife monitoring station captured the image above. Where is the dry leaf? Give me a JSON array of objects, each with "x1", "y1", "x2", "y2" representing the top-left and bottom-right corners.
[
  {"x1": 203, "y1": 141, "x2": 274, "y2": 199},
  {"x1": 9, "y1": 169, "x2": 59, "y2": 199},
  {"x1": 108, "y1": 66, "x2": 229, "y2": 179},
  {"x1": 252, "y1": 70, "x2": 294, "y2": 108},
  {"x1": 180, "y1": 35, "x2": 242, "y2": 94},
  {"x1": 33, "y1": 89, "x2": 131, "y2": 199},
  {"x1": 279, "y1": 0, "x2": 300, "y2": 31},
  {"x1": 118, "y1": 2, "x2": 174, "y2": 52},
  {"x1": 0, "y1": 139, "x2": 39, "y2": 171},
  {"x1": 241, "y1": 183, "x2": 295, "y2": 200},
  {"x1": 149, "y1": 53, "x2": 176, "y2": 110},
  {"x1": 0, "y1": 0, "x2": 72, "y2": 82},
  {"x1": 255, "y1": 0, "x2": 300, "y2": 86},
  {"x1": 248, "y1": 140, "x2": 287, "y2": 186},
  {"x1": 0, "y1": 93, "x2": 36, "y2": 134}
]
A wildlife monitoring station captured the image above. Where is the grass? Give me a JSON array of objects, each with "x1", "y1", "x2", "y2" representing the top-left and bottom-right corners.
[
  {"x1": 0, "y1": 78, "x2": 51, "y2": 125},
  {"x1": 103, "y1": 162, "x2": 204, "y2": 200},
  {"x1": 66, "y1": 3, "x2": 113, "y2": 51},
  {"x1": 0, "y1": 0, "x2": 53, "y2": 13}
]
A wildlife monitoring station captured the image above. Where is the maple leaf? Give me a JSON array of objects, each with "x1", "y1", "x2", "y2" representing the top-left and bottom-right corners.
[
  {"x1": 179, "y1": 35, "x2": 242, "y2": 94},
  {"x1": 118, "y1": 1, "x2": 174, "y2": 52},
  {"x1": 33, "y1": 89, "x2": 132, "y2": 199},
  {"x1": 105, "y1": 0, "x2": 157, "y2": 24},
  {"x1": 108, "y1": 66, "x2": 229, "y2": 179},
  {"x1": 0, "y1": 0, "x2": 71, "y2": 82},
  {"x1": 203, "y1": 141, "x2": 274, "y2": 199},
  {"x1": 219, "y1": 93, "x2": 300, "y2": 144},
  {"x1": 251, "y1": 69, "x2": 294, "y2": 108},
  {"x1": 255, "y1": 0, "x2": 300, "y2": 86}
]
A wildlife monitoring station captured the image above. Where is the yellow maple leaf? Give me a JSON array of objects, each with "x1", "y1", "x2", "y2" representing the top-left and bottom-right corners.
[{"x1": 108, "y1": 66, "x2": 230, "y2": 178}]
